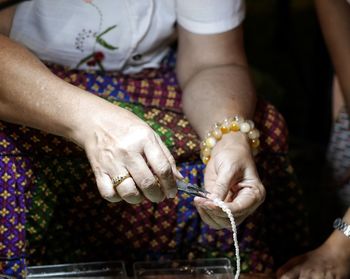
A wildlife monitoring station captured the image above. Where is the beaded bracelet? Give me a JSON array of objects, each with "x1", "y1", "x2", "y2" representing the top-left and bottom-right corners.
[{"x1": 200, "y1": 116, "x2": 260, "y2": 164}]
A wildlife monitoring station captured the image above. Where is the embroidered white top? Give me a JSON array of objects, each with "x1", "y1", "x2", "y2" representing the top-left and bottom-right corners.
[{"x1": 10, "y1": 0, "x2": 245, "y2": 73}]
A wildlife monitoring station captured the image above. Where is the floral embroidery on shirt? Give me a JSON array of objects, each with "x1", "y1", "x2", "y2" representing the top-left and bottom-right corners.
[{"x1": 75, "y1": 0, "x2": 118, "y2": 72}]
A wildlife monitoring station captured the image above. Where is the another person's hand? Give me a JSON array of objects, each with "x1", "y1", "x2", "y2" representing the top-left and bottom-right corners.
[
  {"x1": 72, "y1": 100, "x2": 181, "y2": 204},
  {"x1": 276, "y1": 236, "x2": 350, "y2": 279},
  {"x1": 194, "y1": 132, "x2": 265, "y2": 229}
]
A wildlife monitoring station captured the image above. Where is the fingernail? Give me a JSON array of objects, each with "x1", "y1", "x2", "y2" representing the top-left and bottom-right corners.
[
  {"x1": 167, "y1": 189, "x2": 177, "y2": 199},
  {"x1": 175, "y1": 169, "x2": 184, "y2": 179}
]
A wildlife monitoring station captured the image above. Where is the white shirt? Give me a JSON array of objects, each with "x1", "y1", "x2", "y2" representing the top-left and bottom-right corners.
[{"x1": 10, "y1": 0, "x2": 245, "y2": 73}]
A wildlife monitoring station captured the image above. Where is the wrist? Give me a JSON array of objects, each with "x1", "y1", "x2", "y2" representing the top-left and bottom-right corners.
[
  {"x1": 62, "y1": 91, "x2": 111, "y2": 147},
  {"x1": 200, "y1": 116, "x2": 260, "y2": 164},
  {"x1": 327, "y1": 219, "x2": 350, "y2": 260}
]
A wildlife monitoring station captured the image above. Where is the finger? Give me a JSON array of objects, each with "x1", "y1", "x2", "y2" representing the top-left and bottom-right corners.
[
  {"x1": 196, "y1": 205, "x2": 222, "y2": 229},
  {"x1": 279, "y1": 269, "x2": 300, "y2": 279},
  {"x1": 126, "y1": 153, "x2": 165, "y2": 203},
  {"x1": 325, "y1": 270, "x2": 334, "y2": 279},
  {"x1": 195, "y1": 197, "x2": 245, "y2": 220},
  {"x1": 210, "y1": 214, "x2": 234, "y2": 229},
  {"x1": 227, "y1": 185, "x2": 264, "y2": 216},
  {"x1": 110, "y1": 167, "x2": 143, "y2": 204},
  {"x1": 299, "y1": 269, "x2": 314, "y2": 279},
  {"x1": 277, "y1": 261, "x2": 303, "y2": 279},
  {"x1": 194, "y1": 198, "x2": 226, "y2": 220},
  {"x1": 155, "y1": 135, "x2": 183, "y2": 180},
  {"x1": 209, "y1": 159, "x2": 247, "y2": 202},
  {"x1": 277, "y1": 257, "x2": 304, "y2": 278},
  {"x1": 95, "y1": 171, "x2": 122, "y2": 202},
  {"x1": 144, "y1": 141, "x2": 177, "y2": 198},
  {"x1": 194, "y1": 199, "x2": 238, "y2": 229}
]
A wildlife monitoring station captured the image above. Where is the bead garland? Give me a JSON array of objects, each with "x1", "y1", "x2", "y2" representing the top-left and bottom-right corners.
[
  {"x1": 200, "y1": 116, "x2": 260, "y2": 164},
  {"x1": 213, "y1": 198, "x2": 240, "y2": 279}
]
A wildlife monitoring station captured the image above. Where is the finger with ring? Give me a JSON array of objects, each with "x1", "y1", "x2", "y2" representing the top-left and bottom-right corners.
[
  {"x1": 111, "y1": 172, "x2": 143, "y2": 204},
  {"x1": 112, "y1": 173, "x2": 131, "y2": 190}
]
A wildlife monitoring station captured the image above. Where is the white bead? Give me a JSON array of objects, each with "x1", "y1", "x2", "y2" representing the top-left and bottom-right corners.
[
  {"x1": 240, "y1": 122, "x2": 251, "y2": 133},
  {"x1": 247, "y1": 120, "x2": 255, "y2": 129},
  {"x1": 205, "y1": 136, "x2": 217, "y2": 148}
]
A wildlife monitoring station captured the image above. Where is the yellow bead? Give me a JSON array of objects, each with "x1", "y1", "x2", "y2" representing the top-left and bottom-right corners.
[
  {"x1": 212, "y1": 128, "x2": 223, "y2": 140},
  {"x1": 202, "y1": 156, "x2": 210, "y2": 164},
  {"x1": 230, "y1": 121, "x2": 240, "y2": 131},
  {"x1": 220, "y1": 125, "x2": 230, "y2": 133},
  {"x1": 205, "y1": 136, "x2": 217, "y2": 149},
  {"x1": 250, "y1": 138, "x2": 260, "y2": 149},
  {"x1": 201, "y1": 147, "x2": 211, "y2": 157}
]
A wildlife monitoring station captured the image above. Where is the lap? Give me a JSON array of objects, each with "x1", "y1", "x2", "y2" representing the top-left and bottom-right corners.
[{"x1": 0, "y1": 63, "x2": 309, "y2": 278}]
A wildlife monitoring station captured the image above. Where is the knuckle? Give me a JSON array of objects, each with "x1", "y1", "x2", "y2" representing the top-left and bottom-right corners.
[
  {"x1": 216, "y1": 181, "x2": 226, "y2": 189},
  {"x1": 140, "y1": 176, "x2": 157, "y2": 190},
  {"x1": 140, "y1": 127, "x2": 155, "y2": 140},
  {"x1": 116, "y1": 146, "x2": 129, "y2": 158},
  {"x1": 259, "y1": 185, "x2": 266, "y2": 202},
  {"x1": 159, "y1": 164, "x2": 172, "y2": 178},
  {"x1": 251, "y1": 185, "x2": 265, "y2": 204}
]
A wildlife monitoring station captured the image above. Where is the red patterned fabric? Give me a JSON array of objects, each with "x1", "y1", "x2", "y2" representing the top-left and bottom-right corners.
[{"x1": 0, "y1": 60, "x2": 309, "y2": 278}]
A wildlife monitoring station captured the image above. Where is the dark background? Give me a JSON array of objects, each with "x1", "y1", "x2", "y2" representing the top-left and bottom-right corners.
[{"x1": 244, "y1": 0, "x2": 336, "y2": 249}]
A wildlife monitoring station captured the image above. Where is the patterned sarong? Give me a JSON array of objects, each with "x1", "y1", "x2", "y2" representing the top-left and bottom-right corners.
[{"x1": 0, "y1": 55, "x2": 309, "y2": 278}]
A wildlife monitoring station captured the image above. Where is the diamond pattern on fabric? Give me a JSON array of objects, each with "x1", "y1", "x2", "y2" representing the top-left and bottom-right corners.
[{"x1": 0, "y1": 58, "x2": 308, "y2": 278}]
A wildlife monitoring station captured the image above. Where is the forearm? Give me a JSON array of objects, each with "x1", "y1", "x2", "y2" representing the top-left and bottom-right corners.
[
  {"x1": 316, "y1": 0, "x2": 350, "y2": 112},
  {"x1": 182, "y1": 64, "x2": 256, "y2": 139},
  {"x1": 0, "y1": 35, "x2": 107, "y2": 144}
]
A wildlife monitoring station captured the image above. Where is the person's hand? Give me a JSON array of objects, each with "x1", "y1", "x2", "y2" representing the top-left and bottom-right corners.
[
  {"x1": 72, "y1": 100, "x2": 182, "y2": 204},
  {"x1": 194, "y1": 132, "x2": 265, "y2": 229},
  {"x1": 276, "y1": 235, "x2": 350, "y2": 279}
]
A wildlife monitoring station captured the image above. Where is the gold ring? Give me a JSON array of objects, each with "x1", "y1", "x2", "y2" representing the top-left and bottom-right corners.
[{"x1": 112, "y1": 173, "x2": 131, "y2": 190}]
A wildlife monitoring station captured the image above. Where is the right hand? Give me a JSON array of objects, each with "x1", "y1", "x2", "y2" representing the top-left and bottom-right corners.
[
  {"x1": 194, "y1": 132, "x2": 265, "y2": 229},
  {"x1": 72, "y1": 100, "x2": 181, "y2": 204}
]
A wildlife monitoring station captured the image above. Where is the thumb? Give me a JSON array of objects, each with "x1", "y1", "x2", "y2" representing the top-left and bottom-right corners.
[{"x1": 208, "y1": 163, "x2": 236, "y2": 201}]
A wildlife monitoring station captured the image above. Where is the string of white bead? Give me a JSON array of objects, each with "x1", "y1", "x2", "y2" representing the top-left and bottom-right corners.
[
  {"x1": 213, "y1": 198, "x2": 240, "y2": 279},
  {"x1": 200, "y1": 116, "x2": 260, "y2": 164}
]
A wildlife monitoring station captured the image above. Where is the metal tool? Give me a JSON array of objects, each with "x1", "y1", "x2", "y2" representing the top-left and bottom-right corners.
[{"x1": 176, "y1": 179, "x2": 210, "y2": 199}]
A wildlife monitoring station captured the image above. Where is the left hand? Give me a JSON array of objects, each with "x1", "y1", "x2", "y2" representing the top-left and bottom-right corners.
[
  {"x1": 194, "y1": 132, "x2": 265, "y2": 229},
  {"x1": 276, "y1": 243, "x2": 350, "y2": 279}
]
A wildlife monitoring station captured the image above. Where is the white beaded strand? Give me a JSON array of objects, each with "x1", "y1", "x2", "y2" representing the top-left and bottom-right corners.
[{"x1": 212, "y1": 198, "x2": 240, "y2": 279}]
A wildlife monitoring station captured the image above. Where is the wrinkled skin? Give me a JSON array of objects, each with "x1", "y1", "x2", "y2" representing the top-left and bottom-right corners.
[{"x1": 77, "y1": 102, "x2": 182, "y2": 204}]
